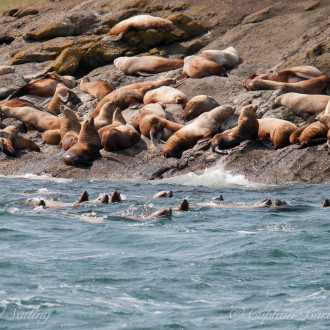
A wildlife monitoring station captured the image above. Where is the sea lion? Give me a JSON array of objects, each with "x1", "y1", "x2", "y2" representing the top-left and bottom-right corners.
[
  {"x1": 257, "y1": 118, "x2": 297, "y2": 149},
  {"x1": 108, "y1": 15, "x2": 174, "y2": 41},
  {"x1": 143, "y1": 86, "x2": 187, "y2": 107},
  {"x1": 63, "y1": 117, "x2": 101, "y2": 166},
  {"x1": 164, "y1": 105, "x2": 235, "y2": 158},
  {"x1": 242, "y1": 65, "x2": 323, "y2": 88},
  {"x1": 298, "y1": 121, "x2": 328, "y2": 148},
  {"x1": 153, "y1": 190, "x2": 173, "y2": 198},
  {"x1": 132, "y1": 103, "x2": 168, "y2": 130},
  {"x1": 184, "y1": 95, "x2": 220, "y2": 121},
  {"x1": 8, "y1": 72, "x2": 75, "y2": 99},
  {"x1": 245, "y1": 75, "x2": 328, "y2": 94},
  {"x1": 0, "y1": 104, "x2": 60, "y2": 131},
  {"x1": 98, "y1": 123, "x2": 140, "y2": 152},
  {"x1": 289, "y1": 124, "x2": 310, "y2": 144},
  {"x1": 0, "y1": 126, "x2": 17, "y2": 156},
  {"x1": 213, "y1": 195, "x2": 224, "y2": 201},
  {"x1": 114, "y1": 56, "x2": 183, "y2": 75},
  {"x1": 200, "y1": 47, "x2": 240, "y2": 69},
  {"x1": 0, "y1": 98, "x2": 42, "y2": 110},
  {"x1": 48, "y1": 84, "x2": 81, "y2": 115},
  {"x1": 179, "y1": 55, "x2": 227, "y2": 79},
  {"x1": 0, "y1": 65, "x2": 15, "y2": 75},
  {"x1": 90, "y1": 78, "x2": 175, "y2": 117},
  {"x1": 42, "y1": 129, "x2": 61, "y2": 145},
  {"x1": 321, "y1": 199, "x2": 330, "y2": 208},
  {"x1": 59, "y1": 106, "x2": 81, "y2": 150},
  {"x1": 80, "y1": 76, "x2": 115, "y2": 100},
  {"x1": 211, "y1": 104, "x2": 259, "y2": 153},
  {"x1": 94, "y1": 101, "x2": 118, "y2": 130},
  {"x1": 177, "y1": 199, "x2": 189, "y2": 211},
  {"x1": 110, "y1": 191, "x2": 121, "y2": 203},
  {"x1": 274, "y1": 93, "x2": 330, "y2": 119}
]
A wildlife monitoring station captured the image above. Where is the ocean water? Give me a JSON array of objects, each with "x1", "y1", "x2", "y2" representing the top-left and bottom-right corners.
[{"x1": 0, "y1": 167, "x2": 330, "y2": 329}]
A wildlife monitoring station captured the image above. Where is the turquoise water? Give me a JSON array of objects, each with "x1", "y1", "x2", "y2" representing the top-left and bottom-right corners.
[{"x1": 0, "y1": 168, "x2": 330, "y2": 329}]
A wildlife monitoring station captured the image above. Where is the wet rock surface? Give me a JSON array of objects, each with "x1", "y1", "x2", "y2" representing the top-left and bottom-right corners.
[{"x1": 0, "y1": 0, "x2": 329, "y2": 184}]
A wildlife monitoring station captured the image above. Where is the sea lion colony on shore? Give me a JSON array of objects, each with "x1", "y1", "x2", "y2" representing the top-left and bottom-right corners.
[{"x1": 0, "y1": 14, "x2": 329, "y2": 164}]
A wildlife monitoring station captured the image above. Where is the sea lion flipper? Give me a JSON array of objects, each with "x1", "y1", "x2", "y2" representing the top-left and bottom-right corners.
[
  {"x1": 136, "y1": 71, "x2": 155, "y2": 77},
  {"x1": 108, "y1": 29, "x2": 128, "y2": 41},
  {"x1": 213, "y1": 146, "x2": 229, "y2": 155}
]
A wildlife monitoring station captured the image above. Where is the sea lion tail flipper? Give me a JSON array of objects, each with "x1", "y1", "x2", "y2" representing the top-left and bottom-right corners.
[
  {"x1": 213, "y1": 146, "x2": 229, "y2": 155},
  {"x1": 136, "y1": 71, "x2": 155, "y2": 77}
]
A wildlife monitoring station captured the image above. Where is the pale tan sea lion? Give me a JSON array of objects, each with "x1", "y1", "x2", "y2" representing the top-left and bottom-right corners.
[
  {"x1": 179, "y1": 55, "x2": 227, "y2": 79},
  {"x1": 257, "y1": 118, "x2": 297, "y2": 149},
  {"x1": 299, "y1": 121, "x2": 328, "y2": 148},
  {"x1": 48, "y1": 84, "x2": 81, "y2": 115},
  {"x1": 8, "y1": 72, "x2": 75, "y2": 99},
  {"x1": 245, "y1": 75, "x2": 328, "y2": 94},
  {"x1": 0, "y1": 105, "x2": 60, "y2": 132},
  {"x1": 132, "y1": 103, "x2": 168, "y2": 130},
  {"x1": 94, "y1": 101, "x2": 118, "y2": 130},
  {"x1": 114, "y1": 56, "x2": 183, "y2": 75},
  {"x1": 42, "y1": 129, "x2": 61, "y2": 145},
  {"x1": 109, "y1": 15, "x2": 174, "y2": 41},
  {"x1": 164, "y1": 105, "x2": 235, "y2": 158},
  {"x1": 184, "y1": 95, "x2": 220, "y2": 121},
  {"x1": 153, "y1": 191, "x2": 173, "y2": 198},
  {"x1": 80, "y1": 76, "x2": 115, "y2": 100},
  {"x1": 274, "y1": 93, "x2": 330, "y2": 119},
  {"x1": 91, "y1": 78, "x2": 175, "y2": 117},
  {"x1": 200, "y1": 47, "x2": 240, "y2": 69},
  {"x1": 242, "y1": 65, "x2": 323, "y2": 89},
  {"x1": 143, "y1": 86, "x2": 187, "y2": 107},
  {"x1": 63, "y1": 117, "x2": 101, "y2": 166},
  {"x1": 0, "y1": 65, "x2": 15, "y2": 75},
  {"x1": 59, "y1": 106, "x2": 81, "y2": 150},
  {"x1": 211, "y1": 104, "x2": 259, "y2": 153}
]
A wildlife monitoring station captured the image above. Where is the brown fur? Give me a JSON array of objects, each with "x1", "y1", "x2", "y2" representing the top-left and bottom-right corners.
[
  {"x1": 184, "y1": 95, "x2": 220, "y2": 121},
  {"x1": 63, "y1": 117, "x2": 101, "y2": 166},
  {"x1": 109, "y1": 15, "x2": 174, "y2": 40},
  {"x1": 0, "y1": 126, "x2": 17, "y2": 156},
  {"x1": 48, "y1": 84, "x2": 81, "y2": 115},
  {"x1": 258, "y1": 118, "x2": 297, "y2": 149},
  {"x1": 132, "y1": 103, "x2": 167, "y2": 131},
  {"x1": 42, "y1": 129, "x2": 61, "y2": 145},
  {"x1": 289, "y1": 124, "x2": 310, "y2": 144},
  {"x1": 114, "y1": 56, "x2": 183, "y2": 75},
  {"x1": 80, "y1": 76, "x2": 115, "y2": 100},
  {"x1": 274, "y1": 93, "x2": 330, "y2": 118},
  {"x1": 94, "y1": 101, "x2": 117, "y2": 130},
  {"x1": 61, "y1": 131, "x2": 79, "y2": 151},
  {"x1": 299, "y1": 121, "x2": 328, "y2": 147},
  {"x1": 0, "y1": 98, "x2": 42, "y2": 110},
  {"x1": 211, "y1": 105, "x2": 259, "y2": 152},
  {"x1": 246, "y1": 75, "x2": 328, "y2": 94},
  {"x1": 8, "y1": 72, "x2": 75, "y2": 99},
  {"x1": 91, "y1": 78, "x2": 174, "y2": 117},
  {"x1": 0, "y1": 105, "x2": 60, "y2": 131},
  {"x1": 242, "y1": 66, "x2": 323, "y2": 88},
  {"x1": 164, "y1": 105, "x2": 235, "y2": 158}
]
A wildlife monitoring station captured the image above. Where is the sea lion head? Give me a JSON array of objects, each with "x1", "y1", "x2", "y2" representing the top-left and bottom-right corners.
[{"x1": 178, "y1": 199, "x2": 189, "y2": 211}]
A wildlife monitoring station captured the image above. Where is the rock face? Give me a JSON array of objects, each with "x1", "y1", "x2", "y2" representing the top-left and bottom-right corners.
[{"x1": 0, "y1": 0, "x2": 329, "y2": 184}]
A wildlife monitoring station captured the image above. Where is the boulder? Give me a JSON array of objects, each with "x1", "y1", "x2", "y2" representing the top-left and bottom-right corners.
[
  {"x1": 11, "y1": 50, "x2": 58, "y2": 65},
  {"x1": 242, "y1": 7, "x2": 275, "y2": 24},
  {"x1": 13, "y1": 9, "x2": 38, "y2": 18},
  {"x1": 0, "y1": 73, "x2": 26, "y2": 99},
  {"x1": 50, "y1": 47, "x2": 84, "y2": 75}
]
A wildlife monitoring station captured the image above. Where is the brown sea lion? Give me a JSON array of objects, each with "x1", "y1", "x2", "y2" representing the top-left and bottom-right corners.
[
  {"x1": 132, "y1": 103, "x2": 168, "y2": 130},
  {"x1": 245, "y1": 75, "x2": 328, "y2": 94},
  {"x1": 177, "y1": 199, "x2": 189, "y2": 211},
  {"x1": 0, "y1": 126, "x2": 17, "y2": 156},
  {"x1": 164, "y1": 105, "x2": 235, "y2": 158},
  {"x1": 80, "y1": 76, "x2": 115, "y2": 100},
  {"x1": 257, "y1": 118, "x2": 297, "y2": 149},
  {"x1": 0, "y1": 98, "x2": 42, "y2": 110},
  {"x1": 110, "y1": 191, "x2": 121, "y2": 203},
  {"x1": 179, "y1": 55, "x2": 227, "y2": 79},
  {"x1": 63, "y1": 117, "x2": 101, "y2": 166},
  {"x1": 90, "y1": 78, "x2": 175, "y2": 117},
  {"x1": 184, "y1": 95, "x2": 220, "y2": 121},
  {"x1": 0, "y1": 65, "x2": 15, "y2": 75},
  {"x1": 153, "y1": 191, "x2": 173, "y2": 198},
  {"x1": 114, "y1": 56, "x2": 183, "y2": 75},
  {"x1": 94, "y1": 101, "x2": 118, "y2": 130},
  {"x1": 289, "y1": 124, "x2": 310, "y2": 144},
  {"x1": 0, "y1": 105, "x2": 60, "y2": 131},
  {"x1": 109, "y1": 15, "x2": 174, "y2": 41},
  {"x1": 48, "y1": 84, "x2": 81, "y2": 115},
  {"x1": 8, "y1": 72, "x2": 75, "y2": 99},
  {"x1": 42, "y1": 129, "x2": 61, "y2": 145},
  {"x1": 321, "y1": 199, "x2": 330, "y2": 208},
  {"x1": 274, "y1": 93, "x2": 330, "y2": 119},
  {"x1": 143, "y1": 86, "x2": 187, "y2": 107},
  {"x1": 242, "y1": 65, "x2": 323, "y2": 89},
  {"x1": 200, "y1": 47, "x2": 240, "y2": 69},
  {"x1": 298, "y1": 121, "x2": 328, "y2": 148},
  {"x1": 211, "y1": 104, "x2": 259, "y2": 153}
]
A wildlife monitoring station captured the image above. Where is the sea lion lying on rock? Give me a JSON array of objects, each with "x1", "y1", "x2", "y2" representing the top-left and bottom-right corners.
[
  {"x1": 211, "y1": 104, "x2": 259, "y2": 153},
  {"x1": 163, "y1": 105, "x2": 235, "y2": 158},
  {"x1": 242, "y1": 65, "x2": 324, "y2": 89},
  {"x1": 184, "y1": 95, "x2": 220, "y2": 121},
  {"x1": 257, "y1": 118, "x2": 297, "y2": 149},
  {"x1": 274, "y1": 93, "x2": 330, "y2": 119},
  {"x1": 0, "y1": 104, "x2": 60, "y2": 132},
  {"x1": 298, "y1": 121, "x2": 328, "y2": 148},
  {"x1": 80, "y1": 76, "x2": 115, "y2": 100},
  {"x1": 0, "y1": 65, "x2": 15, "y2": 75},
  {"x1": 8, "y1": 72, "x2": 75, "y2": 99},
  {"x1": 143, "y1": 86, "x2": 187, "y2": 107},
  {"x1": 114, "y1": 56, "x2": 183, "y2": 75},
  {"x1": 48, "y1": 83, "x2": 81, "y2": 115},
  {"x1": 63, "y1": 117, "x2": 101, "y2": 167},
  {"x1": 108, "y1": 15, "x2": 174, "y2": 41}
]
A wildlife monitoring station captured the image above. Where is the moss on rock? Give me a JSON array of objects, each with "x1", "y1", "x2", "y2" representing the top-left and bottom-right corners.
[{"x1": 51, "y1": 47, "x2": 83, "y2": 75}]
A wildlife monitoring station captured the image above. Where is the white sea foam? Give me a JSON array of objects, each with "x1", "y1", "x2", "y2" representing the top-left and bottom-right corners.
[
  {"x1": 0, "y1": 173, "x2": 73, "y2": 183},
  {"x1": 154, "y1": 165, "x2": 260, "y2": 188}
]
